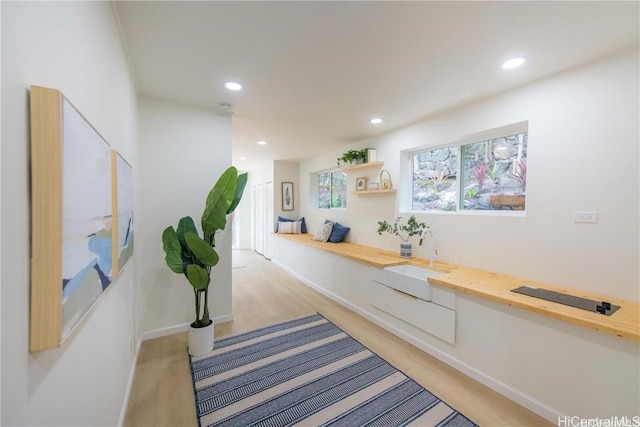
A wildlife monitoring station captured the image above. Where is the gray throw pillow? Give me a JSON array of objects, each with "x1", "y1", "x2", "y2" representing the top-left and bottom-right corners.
[{"x1": 312, "y1": 222, "x2": 334, "y2": 242}]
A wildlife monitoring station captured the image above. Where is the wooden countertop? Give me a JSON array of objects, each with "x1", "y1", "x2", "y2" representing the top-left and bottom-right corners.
[
  {"x1": 274, "y1": 233, "x2": 640, "y2": 342},
  {"x1": 275, "y1": 233, "x2": 409, "y2": 268},
  {"x1": 428, "y1": 269, "x2": 639, "y2": 342}
]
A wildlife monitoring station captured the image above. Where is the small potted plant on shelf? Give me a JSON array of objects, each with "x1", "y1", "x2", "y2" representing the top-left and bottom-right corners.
[
  {"x1": 161, "y1": 166, "x2": 247, "y2": 356},
  {"x1": 337, "y1": 149, "x2": 368, "y2": 167},
  {"x1": 377, "y1": 215, "x2": 427, "y2": 258}
]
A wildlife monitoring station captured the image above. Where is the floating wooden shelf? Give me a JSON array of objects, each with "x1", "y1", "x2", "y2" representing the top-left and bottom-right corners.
[
  {"x1": 341, "y1": 161, "x2": 383, "y2": 172},
  {"x1": 351, "y1": 189, "x2": 397, "y2": 195}
]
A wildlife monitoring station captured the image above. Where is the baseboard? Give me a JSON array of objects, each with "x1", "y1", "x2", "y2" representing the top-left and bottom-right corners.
[
  {"x1": 140, "y1": 322, "x2": 190, "y2": 341},
  {"x1": 140, "y1": 314, "x2": 234, "y2": 341},
  {"x1": 117, "y1": 338, "x2": 142, "y2": 427},
  {"x1": 119, "y1": 313, "x2": 235, "y2": 425},
  {"x1": 214, "y1": 313, "x2": 234, "y2": 324},
  {"x1": 272, "y1": 260, "x2": 561, "y2": 423}
]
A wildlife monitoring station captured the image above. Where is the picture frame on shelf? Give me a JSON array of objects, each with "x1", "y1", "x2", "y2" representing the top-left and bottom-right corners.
[
  {"x1": 356, "y1": 177, "x2": 367, "y2": 191},
  {"x1": 281, "y1": 182, "x2": 294, "y2": 211}
]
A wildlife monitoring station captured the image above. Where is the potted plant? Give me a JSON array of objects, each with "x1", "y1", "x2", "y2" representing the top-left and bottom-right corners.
[
  {"x1": 337, "y1": 148, "x2": 367, "y2": 167},
  {"x1": 377, "y1": 215, "x2": 427, "y2": 258},
  {"x1": 161, "y1": 166, "x2": 247, "y2": 356}
]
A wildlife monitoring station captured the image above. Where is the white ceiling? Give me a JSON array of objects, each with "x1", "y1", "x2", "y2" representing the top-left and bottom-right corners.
[{"x1": 114, "y1": 1, "x2": 639, "y2": 171}]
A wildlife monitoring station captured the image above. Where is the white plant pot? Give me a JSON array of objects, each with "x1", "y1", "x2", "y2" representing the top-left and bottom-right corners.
[{"x1": 188, "y1": 320, "x2": 214, "y2": 356}]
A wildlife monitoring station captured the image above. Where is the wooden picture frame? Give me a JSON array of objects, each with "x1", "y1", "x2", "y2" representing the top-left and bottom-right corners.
[
  {"x1": 282, "y1": 182, "x2": 294, "y2": 211},
  {"x1": 29, "y1": 86, "x2": 133, "y2": 352},
  {"x1": 356, "y1": 177, "x2": 367, "y2": 191},
  {"x1": 113, "y1": 151, "x2": 134, "y2": 275}
]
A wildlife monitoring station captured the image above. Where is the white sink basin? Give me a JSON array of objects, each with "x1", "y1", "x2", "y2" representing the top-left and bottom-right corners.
[{"x1": 382, "y1": 265, "x2": 441, "y2": 301}]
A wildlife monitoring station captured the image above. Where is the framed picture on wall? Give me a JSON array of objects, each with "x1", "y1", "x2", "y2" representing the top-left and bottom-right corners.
[
  {"x1": 282, "y1": 182, "x2": 294, "y2": 211},
  {"x1": 356, "y1": 177, "x2": 367, "y2": 191},
  {"x1": 29, "y1": 86, "x2": 135, "y2": 352},
  {"x1": 113, "y1": 151, "x2": 134, "y2": 275}
]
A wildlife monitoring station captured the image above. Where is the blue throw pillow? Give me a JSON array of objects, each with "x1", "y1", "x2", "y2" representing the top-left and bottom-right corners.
[
  {"x1": 278, "y1": 216, "x2": 307, "y2": 233},
  {"x1": 324, "y1": 220, "x2": 350, "y2": 243}
]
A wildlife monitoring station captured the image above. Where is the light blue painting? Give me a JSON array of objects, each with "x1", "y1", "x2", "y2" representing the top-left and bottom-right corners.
[
  {"x1": 116, "y1": 152, "x2": 134, "y2": 272},
  {"x1": 61, "y1": 98, "x2": 113, "y2": 339}
]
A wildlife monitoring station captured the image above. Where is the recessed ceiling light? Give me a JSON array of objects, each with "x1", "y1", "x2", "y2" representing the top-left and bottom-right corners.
[
  {"x1": 257, "y1": 140, "x2": 267, "y2": 145},
  {"x1": 501, "y1": 57, "x2": 525, "y2": 70},
  {"x1": 370, "y1": 118, "x2": 382, "y2": 124},
  {"x1": 225, "y1": 81, "x2": 243, "y2": 91},
  {"x1": 239, "y1": 156, "x2": 247, "y2": 160}
]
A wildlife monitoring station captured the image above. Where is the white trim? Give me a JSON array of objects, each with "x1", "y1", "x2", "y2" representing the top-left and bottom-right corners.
[
  {"x1": 272, "y1": 259, "x2": 561, "y2": 424},
  {"x1": 403, "y1": 121, "x2": 529, "y2": 156},
  {"x1": 140, "y1": 314, "x2": 234, "y2": 341},
  {"x1": 117, "y1": 338, "x2": 141, "y2": 427},
  {"x1": 140, "y1": 322, "x2": 190, "y2": 341},
  {"x1": 214, "y1": 313, "x2": 234, "y2": 324},
  {"x1": 399, "y1": 209, "x2": 527, "y2": 218},
  {"x1": 118, "y1": 313, "x2": 235, "y2": 425}
]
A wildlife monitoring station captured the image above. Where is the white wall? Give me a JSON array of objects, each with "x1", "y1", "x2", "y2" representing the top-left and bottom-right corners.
[
  {"x1": 246, "y1": 161, "x2": 300, "y2": 253},
  {"x1": 138, "y1": 98, "x2": 233, "y2": 334},
  {"x1": 234, "y1": 170, "x2": 252, "y2": 250},
  {"x1": 250, "y1": 160, "x2": 275, "y2": 186},
  {"x1": 299, "y1": 49, "x2": 639, "y2": 302},
  {"x1": 274, "y1": 160, "x2": 300, "y2": 229},
  {"x1": 1, "y1": 2, "x2": 138, "y2": 425}
]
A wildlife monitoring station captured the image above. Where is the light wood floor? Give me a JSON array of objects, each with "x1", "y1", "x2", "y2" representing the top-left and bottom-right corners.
[{"x1": 124, "y1": 250, "x2": 552, "y2": 427}]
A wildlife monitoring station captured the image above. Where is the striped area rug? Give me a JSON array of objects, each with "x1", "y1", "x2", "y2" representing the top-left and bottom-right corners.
[{"x1": 190, "y1": 314, "x2": 477, "y2": 427}]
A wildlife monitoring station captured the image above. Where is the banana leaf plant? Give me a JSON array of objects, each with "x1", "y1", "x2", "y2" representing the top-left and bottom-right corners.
[{"x1": 161, "y1": 166, "x2": 247, "y2": 328}]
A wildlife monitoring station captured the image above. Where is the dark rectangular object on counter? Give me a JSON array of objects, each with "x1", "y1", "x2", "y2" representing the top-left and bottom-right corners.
[{"x1": 511, "y1": 286, "x2": 620, "y2": 316}]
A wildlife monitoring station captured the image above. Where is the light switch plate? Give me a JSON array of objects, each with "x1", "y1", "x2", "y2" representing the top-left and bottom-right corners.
[{"x1": 574, "y1": 211, "x2": 598, "y2": 223}]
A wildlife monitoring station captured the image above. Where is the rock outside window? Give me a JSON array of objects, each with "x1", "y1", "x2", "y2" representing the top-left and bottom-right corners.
[{"x1": 411, "y1": 125, "x2": 527, "y2": 212}]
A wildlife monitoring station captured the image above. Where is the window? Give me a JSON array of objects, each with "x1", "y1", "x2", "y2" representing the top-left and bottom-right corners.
[
  {"x1": 412, "y1": 147, "x2": 459, "y2": 211},
  {"x1": 411, "y1": 128, "x2": 528, "y2": 212},
  {"x1": 317, "y1": 171, "x2": 347, "y2": 209},
  {"x1": 461, "y1": 133, "x2": 527, "y2": 210}
]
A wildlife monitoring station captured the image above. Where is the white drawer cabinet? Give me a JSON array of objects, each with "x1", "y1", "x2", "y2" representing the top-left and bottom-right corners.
[
  {"x1": 431, "y1": 284, "x2": 456, "y2": 310},
  {"x1": 371, "y1": 281, "x2": 456, "y2": 344}
]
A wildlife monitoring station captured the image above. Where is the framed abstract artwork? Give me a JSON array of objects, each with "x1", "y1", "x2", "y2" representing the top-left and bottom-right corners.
[
  {"x1": 29, "y1": 86, "x2": 133, "y2": 352},
  {"x1": 112, "y1": 151, "x2": 134, "y2": 275},
  {"x1": 282, "y1": 182, "x2": 294, "y2": 211}
]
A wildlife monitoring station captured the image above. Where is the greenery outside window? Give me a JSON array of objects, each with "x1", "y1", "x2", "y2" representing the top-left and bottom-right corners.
[
  {"x1": 411, "y1": 126, "x2": 528, "y2": 212},
  {"x1": 461, "y1": 133, "x2": 527, "y2": 210},
  {"x1": 318, "y1": 171, "x2": 347, "y2": 209},
  {"x1": 412, "y1": 147, "x2": 459, "y2": 211}
]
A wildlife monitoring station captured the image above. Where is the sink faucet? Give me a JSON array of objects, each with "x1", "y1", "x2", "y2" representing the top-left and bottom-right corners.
[{"x1": 418, "y1": 227, "x2": 438, "y2": 266}]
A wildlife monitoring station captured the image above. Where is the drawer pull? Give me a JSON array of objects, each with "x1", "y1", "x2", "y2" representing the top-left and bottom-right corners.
[{"x1": 393, "y1": 289, "x2": 418, "y2": 300}]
